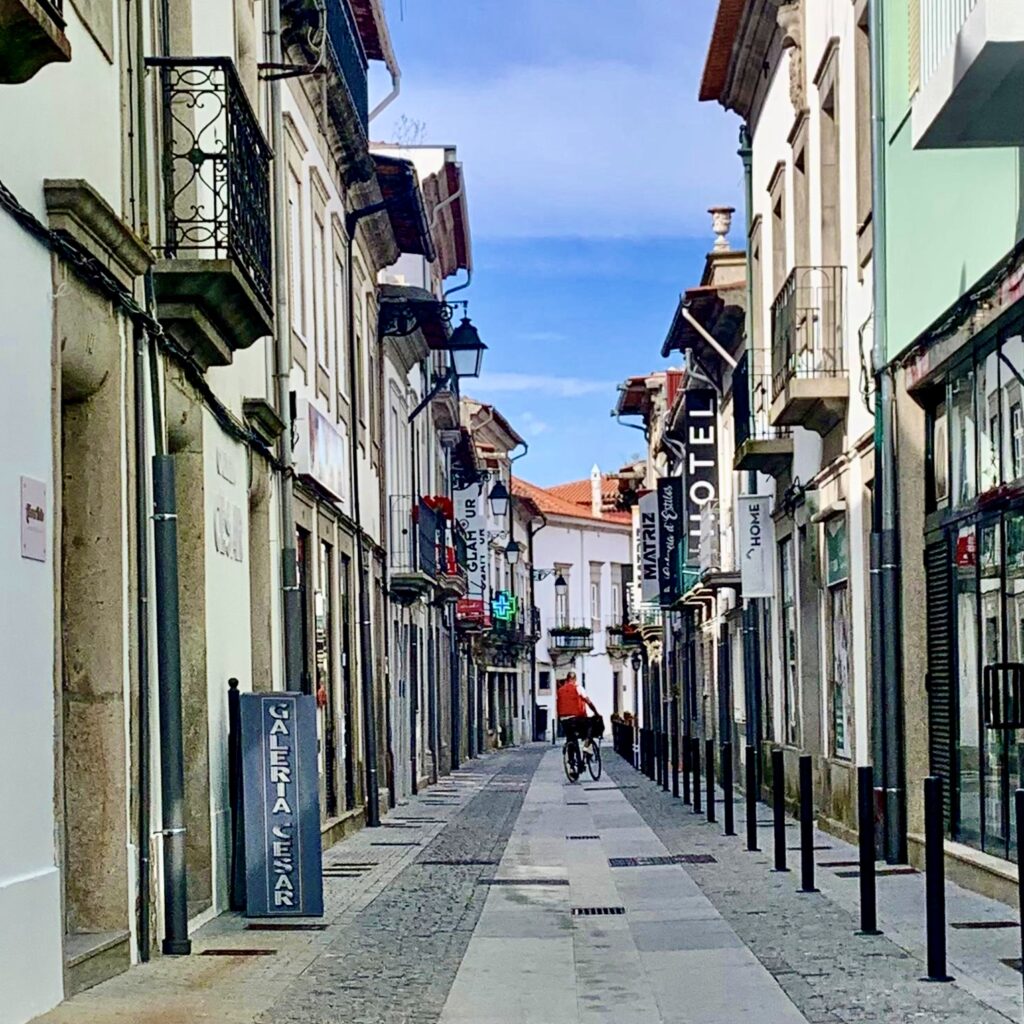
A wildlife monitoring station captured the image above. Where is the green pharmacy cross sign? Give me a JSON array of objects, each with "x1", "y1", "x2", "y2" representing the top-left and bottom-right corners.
[{"x1": 491, "y1": 590, "x2": 518, "y2": 622}]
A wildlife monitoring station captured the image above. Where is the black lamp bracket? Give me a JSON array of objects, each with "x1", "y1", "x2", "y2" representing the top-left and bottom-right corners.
[{"x1": 379, "y1": 299, "x2": 467, "y2": 340}]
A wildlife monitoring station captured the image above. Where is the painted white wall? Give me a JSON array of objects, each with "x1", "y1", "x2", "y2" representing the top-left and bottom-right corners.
[
  {"x1": 0, "y1": 217, "x2": 64, "y2": 1023},
  {"x1": 533, "y1": 516, "x2": 632, "y2": 725}
]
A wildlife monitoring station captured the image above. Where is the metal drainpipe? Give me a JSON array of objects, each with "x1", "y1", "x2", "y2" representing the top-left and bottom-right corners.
[
  {"x1": 528, "y1": 515, "x2": 546, "y2": 739},
  {"x1": 738, "y1": 123, "x2": 764, "y2": 785},
  {"x1": 268, "y1": 0, "x2": 303, "y2": 693},
  {"x1": 869, "y1": 0, "x2": 907, "y2": 863}
]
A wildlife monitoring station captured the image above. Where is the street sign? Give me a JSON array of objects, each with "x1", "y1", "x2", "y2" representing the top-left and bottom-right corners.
[
  {"x1": 639, "y1": 491, "x2": 660, "y2": 603},
  {"x1": 656, "y1": 477, "x2": 683, "y2": 606},
  {"x1": 737, "y1": 495, "x2": 773, "y2": 598},
  {"x1": 241, "y1": 693, "x2": 324, "y2": 918},
  {"x1": 683, "y1": 388, "x2": 718, "y2": 567}
]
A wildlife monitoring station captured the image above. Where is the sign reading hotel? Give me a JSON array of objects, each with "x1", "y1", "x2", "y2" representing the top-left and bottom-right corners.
[
  {"x1": 241, "y1": 693, "x2": 323, "y2": 918},
  {"x1": 737, "y1": 494, "x2": 772, "y2": 598},
  {"x1": 639, "y1": 490, "x2": 660, "y2": 603},
  {"x1": 656, "y1": 477, "x2": 683, "y2": 606},
  {"x1": 683, "y1": 389, "x2": 719, "y2": 568},
  {"x1": 455, "y1": 479, "x2": 490, "y2": 625}
]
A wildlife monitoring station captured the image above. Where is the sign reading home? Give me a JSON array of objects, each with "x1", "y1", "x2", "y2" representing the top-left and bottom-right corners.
[
  {"x1": 639, "y1": 490, "x2": 660, "y2": 603},
  {"x1": 656, "y1": 477, "x2": 683, "y2": 606},
  {"x1": 683, "y1": 389, "x2": 718, "y2": 568},
  {"x1": 241, "y1": 693, "x2": 323, "y2": 918},
  {"x1": 737, "y1": 495, "x2": 772, "y2": 598}
]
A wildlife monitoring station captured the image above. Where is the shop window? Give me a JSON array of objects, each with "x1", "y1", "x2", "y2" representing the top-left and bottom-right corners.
[
  {"x1": 950, "y1": 365, "x2": 976, "y2": 506},
  {"x1": 954, "y1": 523, "x2": 981, "y2": 847},
  {"x1": 1003, "y1": 334, "x2": 1024, "y2": 482},
  {"x1": 824, "y1": 517, "x2": 852, "y2": 759},
  {"x1": 538, "y1": 670, "x2": 551, "y2": 693},
  {"x1": 779, "y1": 537, "x2": 800, "y2": 746},
  {"x1": 932, "y1": 399, "x2": 949, "y2": 509}
]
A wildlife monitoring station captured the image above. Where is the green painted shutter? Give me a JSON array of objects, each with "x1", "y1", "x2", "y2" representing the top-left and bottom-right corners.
[{"x1": 925, "y1": 538, "x2": 954, "y2": 829}]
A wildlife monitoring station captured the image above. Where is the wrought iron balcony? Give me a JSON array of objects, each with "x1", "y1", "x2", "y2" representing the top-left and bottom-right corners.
[
  {"x1": 605, "y1": 621, "x2": 641, "y2": 660},
  {"x1": 148, "y1": 58, "x2": 273, "y2": 368},
  {"x1": 0, "y1": 0, "x2": 70, "y2": 83},
  {"x1": 548, "y1": 621, "x2": 595, "y2": 658},
  {"x1": 436, "y1": 522, "x2": 469, "y2": 601},
  {"x1": 733, "y1": 352, "x2": 793, "y2": 476},
  {"x1": 770, "y1": 266, "x2": 848, "y2": 435},
  {"x1": 388, "y1": 496, "x2": 441, "y2": 603}
]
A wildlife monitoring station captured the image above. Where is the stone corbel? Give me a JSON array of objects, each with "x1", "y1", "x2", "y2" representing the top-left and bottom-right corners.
[{"x1": 777, "y1": 1, "x2": 805, "y2": 110}]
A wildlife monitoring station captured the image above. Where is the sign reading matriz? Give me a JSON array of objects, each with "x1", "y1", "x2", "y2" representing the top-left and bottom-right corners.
[{"x1": 241, "y1": 693, "x2": 323, "y2": 917}]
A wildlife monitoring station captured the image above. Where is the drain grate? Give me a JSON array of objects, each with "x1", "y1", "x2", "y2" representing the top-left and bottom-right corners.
[
  {"x1": 820, "y1": 860, "x2": 863, "y2": 868},
  {"x1": 566, "y1": 835, "x2": 600, "y2": 840},
  {"x1": 608, "y1": 854, "x2": 716, "y2": 868},
  {"x1": 834, "y1": 866, "x2": 918, "y2": 879},
  {"x1": 566, "y1": 801, "x2": 589, "y2": 806},
  {"x1": 478, "y1": 878, "x2": 570, "y2": 886},
  {"x1": 247, "y1": 923, "x2": 327, "y2": 932},
  {"x1": 371, "y1": 841, "x2": 421, "y2": 847},
  {"x1": 585, "y1": 785, "x2": 631, "y2": 792},
  {"x1": 572, "y1": 906, "x2": 626, "y2": 917},
  {"x1": 382, "y1": 823, "x2": 422, "y2": 829},
  {"x1": 953, "y1": 920, "x2": 1019, "y2": 930},
  {"x1": 788, "y1": 845, "x2": 832, "y2": 852},
  {"x1": 201, "y1": 948, "x2": 276, "y2": 957},
  {"x1": 419, "y1": 858, "x2": 498, "y2": 866},
  {"x1": 757, "y1": 820, "x2": 796, "y2": 828}
]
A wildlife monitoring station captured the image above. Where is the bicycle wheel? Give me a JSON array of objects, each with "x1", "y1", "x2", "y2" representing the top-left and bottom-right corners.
[
  {"x1": 563, "y1": 742, "x2": 579, "y2": 782},
  {"x1": 587, "y1": 740, "x2": 602, "y2": 781}
]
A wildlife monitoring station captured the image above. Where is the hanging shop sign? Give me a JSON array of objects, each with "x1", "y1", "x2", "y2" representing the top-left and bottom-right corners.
[
  {"x1": 20, "y1": 476, "x2": 46, "y2": 562},
  {"x1": 737, "y1": 495, "x2": 773, "y2": 598},
  {"x1": 825, "y1": 516, "x2": 849, "y2": 586},
  {"x1": 241, "y1": 693, "x2": 324, "y2": 918},
  {"x1": 683, "y1": 388, "x2": 718, "y2": 567},
  {"x1": 638, "y1": 490, "x2": 660, "y2": 604},
  {"x1": 294, "y1": 399, "x2": 348, "y2": 511},
  {"x1": 491, "y1": 590, "x2": 518, "y2": 622},
  {"x1": 656, "y1": 477, "x2": 684, "y2": 606},
  {"x1": 455, "y1": 480, "x2": 489, "y2": 624}
]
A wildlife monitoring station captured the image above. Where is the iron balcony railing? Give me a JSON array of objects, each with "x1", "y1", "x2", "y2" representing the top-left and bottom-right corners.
[
  {"x1": 40, "y1": 0, "x2": 63, "y2": 17},
  {"x1": 148, "y1": 57, "x2": 273, "y2": 306},
  {"x1": 734, "y1": 351, "x2": 791, "y2": 448},
  {"x1": 771, "y1": 265, "x2": 845, "y2": 402},
  {"x1": 389, "y1": 496, "x2": 441, "y2": 579},
  {"x1": 920, "y1": 0, "x2": 979, "y2": 92},
  {"x1": 326, "y1": 0, "x2": 370, "y2": 130},
  {"x1": 548, "y1": 620, "x2": 594, "y2": 651}
]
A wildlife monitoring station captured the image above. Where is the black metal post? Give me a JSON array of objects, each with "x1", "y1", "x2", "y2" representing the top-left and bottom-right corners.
[
  {"x1": 1015, "y1": 789, "x2": 1024, "y2": 1011},
  {"x1": 682, "y1": 726, "x2": 691, "y2": 804},
  {"x1": 671, "y1": 691, "x2": 680, "y2": 798},
  {"x1": 924, "y1": 776, "x2": 951, "y2": 981},
  {"x1": 662, "y1": 724, "x2": 670, "y2": 792},
  {"x1": 653, "y1": 730, "x2": 661, "y2": 785},
  {"x1": 799, "y1": 755, "x2": 818, "y2": 893},
  {"x1": 745, "y1": 746, "x2": 759, "y2": 851},
  {"x1": 153, "y1": 455, "x2": 191, "y2": 955},
  {"x1": 858, "y1": 765, "x2": 880, "y2": 935},
  {"x1": 228, "y1": 678, "x2": 246, "y2": 911},
  {"x1": 706, "y1": 738, "x2": 716, "y2": 824},
  {"x1": 723, "y1": 742, "x2": 735, "y2": 836},
  {"x1": 772, "y1": 748, "x2": 788, "y2": 872},
  {"x1": 692, "y1": 738, "x2": 702, "y2": 814}
]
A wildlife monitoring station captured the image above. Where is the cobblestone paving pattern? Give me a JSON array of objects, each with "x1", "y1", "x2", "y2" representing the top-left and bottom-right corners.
[
  {"x1": 259, "y1": 746, "x2": 543, "y2": 1024},
  {"x1": 604, "y1": 755, "x2": 1013, "y2": 1024}
]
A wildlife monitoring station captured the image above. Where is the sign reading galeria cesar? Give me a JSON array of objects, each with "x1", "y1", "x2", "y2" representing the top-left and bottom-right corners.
[{"x1": 241, "y1": 693, "x2": 323, "y2": 917}]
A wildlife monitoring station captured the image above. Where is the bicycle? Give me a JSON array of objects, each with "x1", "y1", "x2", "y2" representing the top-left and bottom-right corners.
[{"x1": 562, "y1": 731, "x2": 602, "y2": 783}]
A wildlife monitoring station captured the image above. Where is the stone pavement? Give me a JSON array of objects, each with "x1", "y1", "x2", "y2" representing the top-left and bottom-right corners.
[
  {"x1": 605, "y1": 752, "x2": 1020, "y2": 1024},
  {"x1": 30, "y1": 742, "x2": 1024, "y2": 1024}
]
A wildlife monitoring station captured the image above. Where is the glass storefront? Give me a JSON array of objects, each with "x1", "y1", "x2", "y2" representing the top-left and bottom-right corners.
[{"x1": 931, "y1": 324, "x2": 1024, "y2": 860}]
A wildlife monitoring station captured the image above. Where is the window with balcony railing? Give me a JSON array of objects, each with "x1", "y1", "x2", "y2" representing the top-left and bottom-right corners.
[
  {"x1": 148, "y1": 57, "x2": 272, "y2": 306},
  {"x1": 388, "y1": 496, "x2": 441, "y2": 578},
  {"x1": 771, "y1": 266, "x2": 845, "y2": 401},
  {"x1": 919, "y1": 0, "x2": 980, "y2": 94}
]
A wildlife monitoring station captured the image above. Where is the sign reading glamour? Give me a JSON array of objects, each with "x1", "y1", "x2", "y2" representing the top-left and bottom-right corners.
[
  {"x1": 454, "y1": 480, "x2": 489, "y2": 624},
  {"x1": 639, "y1": 490, "x2": 660, "y2": 604},
  {"x1": 241, "y1": 693, "x2": 323, "y2": 918},
  {"x1": 656, "y1": 477, "x2": 683, "y2": 606},
  {"x1": 683, "y1": 388, "x2": 718, "y2": 568}
]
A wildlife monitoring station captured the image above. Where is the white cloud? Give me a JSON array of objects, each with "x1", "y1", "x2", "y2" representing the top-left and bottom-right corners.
[
  {"x1": 385, "y1": 56, "x2": 741, "y2": 240},
  {"x1": 517, "y1": 411, "x2": 551, "y2": 437},
  {"x1": 472, "y1": 372, "x2": 613, "y2": 398}
]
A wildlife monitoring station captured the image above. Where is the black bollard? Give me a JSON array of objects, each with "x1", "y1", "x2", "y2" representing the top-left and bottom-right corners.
[
  {"x1": 671, "y1": 711, "x2": 680, "y2": 799},
  {"x1": 662, "y1": 729, "x2": 670, "y2": 792},
  {"x1": 745, "y1": 746, "x2": 759, "y2": 851},
  {"x1": 798, "y1": 755, "x2": 818, "y2": 893},
  {"x1": 772, "y1": 748, "x2": 788, "y2": 872},
  {"x1": 706, "y1": 738, "x2": 716, "y2": 824},
  {"x1": 723, "y1": 742, "x2": 735, "y2": 836},
  {"x1": 682, "y1": 733, "x2": 691, "y2": 805},
  {"x1": 1016, "y1": 790, "x2": 1024, "y2": 1012},
  {"x1": 692, "y1": 738, "x2": 702, "y2": 815},
  {"x1": 924, "y1": 776, "x2": 952, "y2": 982},
  {"x1": 857, "y1": 765, "x2": 880, "y2": 935}
]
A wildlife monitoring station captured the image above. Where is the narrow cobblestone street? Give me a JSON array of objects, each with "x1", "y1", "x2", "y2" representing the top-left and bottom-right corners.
[{"x1": 29, "y1": 744, "x2": 1024, "y2": 1024}]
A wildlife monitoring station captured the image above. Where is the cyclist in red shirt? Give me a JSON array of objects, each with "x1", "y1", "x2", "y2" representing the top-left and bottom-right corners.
[{"x1": 556, "y1": 670, "x2": 598, "y2": 752}]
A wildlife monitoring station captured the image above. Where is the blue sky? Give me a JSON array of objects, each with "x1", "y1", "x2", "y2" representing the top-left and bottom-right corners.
[{"x1": 374, "y1": 0, "x2": 740, "y2": 485}]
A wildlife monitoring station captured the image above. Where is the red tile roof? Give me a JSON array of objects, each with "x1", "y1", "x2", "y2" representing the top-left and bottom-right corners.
[
  {"x1": 700, "y1": 0, "x2": 745, "y2": 103},
  {"x1": 512, "y1": 477, "x2": 631, "y2": 526}
]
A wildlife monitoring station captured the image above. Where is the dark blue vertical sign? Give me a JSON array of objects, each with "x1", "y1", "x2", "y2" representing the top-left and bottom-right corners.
[{"x1": 240, "y1": 693, "x2": 324, "y2": 917}]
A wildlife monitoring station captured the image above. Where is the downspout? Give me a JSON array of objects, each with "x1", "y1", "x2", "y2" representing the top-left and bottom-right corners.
[
  {"x1": 738, "y1": 124, "x2": 763, "y2": 784},
  {"x1": 528, "y1": 513, "x2": 547, "y2": 739},
  {"x1": 268, "y1": 0, "x2": 303, "y2": 692},
  {"x1": 868, "y1": 0, "x2": 907, "y2": 863}
]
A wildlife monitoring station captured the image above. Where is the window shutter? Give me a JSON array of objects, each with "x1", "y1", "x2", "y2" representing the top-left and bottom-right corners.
[
  {"x1": 908, "y1": 0, "x2": 921, "y2": 95},
  {"x1": 925, "y1": 538, "x2": 954, "y2": 829}
]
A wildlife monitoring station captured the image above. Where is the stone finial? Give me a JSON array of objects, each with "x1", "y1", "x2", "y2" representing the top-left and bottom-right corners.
[
  {"x1": 591, "y1": 464, "x2": 603, "y2": 518},
  {"x1": 709, "y1": 206, "x2": 735, "y2": 252}
]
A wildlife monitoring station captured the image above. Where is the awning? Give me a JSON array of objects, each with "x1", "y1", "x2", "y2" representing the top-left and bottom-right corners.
[
  {"x1": 372, "y1": 155, "x2": 436, "y2": 261},
  {"x1": 378, "y1": 284, "x2": 450, "y2": 350},
  {"x1": 660, "y1": 283, "x2": 746, "y2": 387}
]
